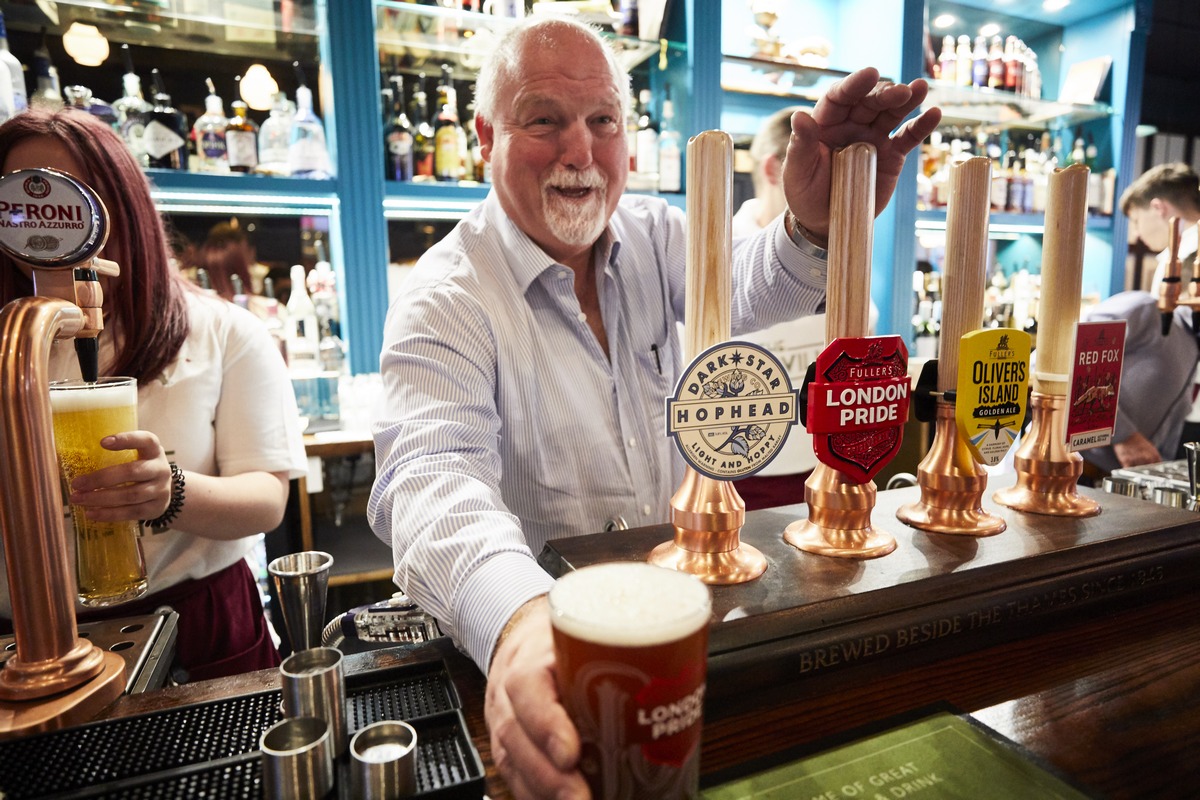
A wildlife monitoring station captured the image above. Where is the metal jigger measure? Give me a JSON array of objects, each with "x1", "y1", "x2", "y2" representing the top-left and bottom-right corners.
[
  {"x1": 269, "y1": 551, "x2": 334, "y2": 652},
  {"x1": 897, "y1": 157, "x2": 1006, "y2": 536},
  {"x1": 784, "y1": 143, "x2": 897, "y2": 558},
  {"x1": 647, "y1": 130, "x2": 766, "y2": 584}
]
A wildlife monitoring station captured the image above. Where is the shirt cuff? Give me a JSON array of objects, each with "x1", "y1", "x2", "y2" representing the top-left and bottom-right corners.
[
  {"x1": 455, "y1": 550, "x2": 556, "y2": 674},
  {"x1": 772, "y1": 214, "x2": 828, "y2": 290}
]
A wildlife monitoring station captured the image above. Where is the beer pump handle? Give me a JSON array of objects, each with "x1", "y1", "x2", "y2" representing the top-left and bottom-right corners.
[
  {"x1": 1034, "y1": 164, "x2": 1089, "y2": 396},
  {"x1": 1159, "y1": 216, "x2": 1182, "y2": 336},
  {"x1": 682, "y1": 130, "x2": 734, "y2": 360},
  {"x1": 825, "y1": 142, "x2": 876, "y2": 344},
  {"x1": 938, "y1": 157, "x2": 992, "y2": 394}
]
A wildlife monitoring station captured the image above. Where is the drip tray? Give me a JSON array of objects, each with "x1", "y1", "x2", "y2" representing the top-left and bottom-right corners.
[
  {"x1": 0, "y1": 609, "x2": 178, "y2": 695},
  {"x1": 0, "y1": 657, "x2": 486, "y2": 800}
]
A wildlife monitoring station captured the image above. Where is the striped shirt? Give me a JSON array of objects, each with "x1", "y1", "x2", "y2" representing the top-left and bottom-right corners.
[{"x1": 368, "y1": 191, "x2": 827, "y2": 671}]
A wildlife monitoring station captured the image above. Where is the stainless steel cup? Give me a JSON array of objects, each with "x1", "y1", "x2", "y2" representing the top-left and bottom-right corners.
[
  {"x1": 350, "y1": 720, "x2": 419, "y2": 799},
  {"x1": 1102, "y1": 477, "x2": 1140, "y2": 497},
  {"x1": 280, "y1": 646, "x2": 348, "y2": 756},
  {"x1": 268, "y1": 551, "x2": 333, "y2": 652},
  {"x1": 260, "y1": 716, "x2": 334, "y2": 800},
  {"x1": 1153, "y1": 486, "x2": 1190, "y2": 508}
]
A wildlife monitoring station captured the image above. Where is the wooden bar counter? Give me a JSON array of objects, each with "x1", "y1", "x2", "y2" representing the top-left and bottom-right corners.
[{"x1": 89, "y1": 490, "x2": 1200, "y2": 800}]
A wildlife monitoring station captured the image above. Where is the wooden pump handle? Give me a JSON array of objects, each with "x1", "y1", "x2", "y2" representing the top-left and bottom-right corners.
[
  {"x1": 683, "y1": 130, "x2": 734, "y2": 362},
  {"x1": 1035, "y1": 163, "x2": 1089, "y2": 395},
  {"x1": 826, "y1": 143, "x2": 876, "y2": 343},
  {"x1": 938, "y1": 156, "x2": 992, "y2": 392}
]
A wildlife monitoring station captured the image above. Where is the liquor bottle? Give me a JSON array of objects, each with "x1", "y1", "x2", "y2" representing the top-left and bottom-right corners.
[
  {"x1": 465, "y1": 89, "x2": 486, "y2": 183},
  {"x1": 230, "y1": 274, "x2": 250, "y2": 310},
  {"x1": 626, "y1": 93, "x2": 639, "y2": 173},
  {"x1": 0, "y1": 10, "x2": 26, "y2": 114},
  {"x1": 411, "y1": 74, "x2": 435, "y2": 181},
  {"x1": 635, "y1": 88, "x2": 659, "y2": 183},
  {"x1": 287, "y1": 62, "x2": 333, "y2": 179},
  {"x1": 434, "y1": 64, "x2": 462, "y2": 182},
  {"x1": 620, "y1": 0, "x2": 639, "y2": 38},
  {"x1": 144, "y1": 70, "x2": 189, "y2": 170},
  {"x1": 657, "y1": 87, "x2": 682, "y2": 193},
  {"x1": 971, "y1": 36, "x2": 988, "y2": 88},
  {"x1": 308, "y1": 239, "x2": 340, "y2": 339},
  {"x1": 226, "y1": 97, "x2": 260, "y2": 173},
  {"x1": 1003, "y1": 36, "x2": 1018, "y2": 92},
  {"x1": 29, "y1": 29, "x2": 63, "y2": 111},
  {"x1": 955, "y1": 35, "x2": 972, "y2": 87},
  {"x1": 261, "y1": 277, "x2": 288, "y2": 361},
  {"x1": 937, "y1": 35, "x2": 956, "y2": 84},
  {"x1": 286, "y1": 263, "x2": 321, "y2": 371},
  {"x1": 64, "y1": 85, "x2": 117, "y2": 125},
  {"x1": 987, "y1": 36, "x2": 1004, "y2": 90},
  {"x1": 114, "y1": 46, "x2": 152, "y2": 166},
  {"x1": 193, "y1": 78, "x2": 230, "y2": 174},
  {"x1": 384, "y1": 74, "x2": 414, "y2": 181},
  {"x1": 990, "y1": 150, "x2": 1010, "y2": 213},
  {"x1": 258, "y1": 91, "x2": 293, "y2": 176}
]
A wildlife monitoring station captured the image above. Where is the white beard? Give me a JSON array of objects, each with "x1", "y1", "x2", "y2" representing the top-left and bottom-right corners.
[{"x1": 543, "y1": 169, "x2": 609, "y2": 248}]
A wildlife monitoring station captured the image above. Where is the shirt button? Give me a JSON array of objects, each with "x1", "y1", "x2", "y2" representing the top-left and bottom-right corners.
[
  {"x1": 642, "y1": 505, "x2": 652, "y2": 516},
  {"x1": 628, "y1": 437, "x2": 637, "y2": 448},
  {"x1": 577, "y1": 311, "x2": 587, "y2": 322},
  {"x1": 558, "y1": 270, "x2": 569, "y2": 280},
  {"x1": 810, "y1": 268, "x2": 821, "y2": 279}
]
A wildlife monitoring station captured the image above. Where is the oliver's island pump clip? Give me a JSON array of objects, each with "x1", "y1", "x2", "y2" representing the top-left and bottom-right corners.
[{"x1": 0, "y1": 168, "x2": 128, "y2": 738}]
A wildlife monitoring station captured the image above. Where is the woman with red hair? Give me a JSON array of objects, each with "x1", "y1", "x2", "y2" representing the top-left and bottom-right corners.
[{"x1": 0, "y1": 108, "x2": 308, "y2": 681}]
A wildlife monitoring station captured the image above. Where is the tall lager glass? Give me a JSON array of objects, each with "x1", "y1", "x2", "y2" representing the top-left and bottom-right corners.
[
  {"x1": 549, "y1": 562, "x2": 712, "y2": 800},
  {"x1": 49, "y1": 377, "x2": 148, "y2": 606}
]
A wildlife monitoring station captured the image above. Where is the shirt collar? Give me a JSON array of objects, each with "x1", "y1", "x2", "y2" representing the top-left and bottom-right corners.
[{"x1": 483, "y1": 191, "x2": 623, "y2": 292}]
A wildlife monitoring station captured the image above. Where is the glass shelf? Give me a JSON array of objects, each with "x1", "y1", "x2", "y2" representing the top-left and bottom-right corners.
[
  {"x1": 915, "y1": 208, "x2": 1114, "y2": 234},
  {"x1": 925, "y1": 82, "x2": 1113, "y2": 132},
  {"x1": 2, "y1": 0, "x2": 320, "y2": 61},
  {"x1": 375, "y1": 0, "x2": 664, "y2": 77},
  {"x1": 720, "y1": 55, "x2": 851, "y2": 102}
]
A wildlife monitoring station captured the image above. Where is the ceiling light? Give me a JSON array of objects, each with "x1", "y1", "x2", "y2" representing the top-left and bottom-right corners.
[
  {"x1": 933, "y1": 13, "x2": 956, "y2": 29},
  {"x1": 980, "y1": 23, "x2": 1001, "y2": 38},
  {"x1": 1043, "y1": 0, "x2": 1070, "y2": 11},
  {"x1": 62, "y1": 23, "x2": 109, "y2": 67},
  {"x1": 240, "y1": 63, "x2": 279, "y2": 111}
]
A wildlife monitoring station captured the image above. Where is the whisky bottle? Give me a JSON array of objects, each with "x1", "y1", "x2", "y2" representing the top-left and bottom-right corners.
[
  {"x1": 226, "y1": 97, "x2": 260, "y2": 173},
  {"x1": 434, "y1": 64, "x2": 462, "y2": 182}
]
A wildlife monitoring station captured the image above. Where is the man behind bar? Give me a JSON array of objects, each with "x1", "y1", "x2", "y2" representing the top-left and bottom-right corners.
[{"x1": 368, "y1": 16, "x2": 939, "y2": 798}]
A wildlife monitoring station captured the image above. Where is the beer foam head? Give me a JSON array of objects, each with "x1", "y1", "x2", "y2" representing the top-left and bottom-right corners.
[
  {"x1": 49, "y1": 378, "x2": 137, "y2": 413},
  {"x1": 549, "y1": 562, "x2": 712, "y2": 647}
]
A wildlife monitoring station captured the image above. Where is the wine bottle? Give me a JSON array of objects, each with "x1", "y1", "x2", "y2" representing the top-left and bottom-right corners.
[
  {"x1": 411, "y1": 74, "x2": 435, "y2": 181},
  {"x1": 384, "y1": 74, "x2": 414, "y2": 181},
  {"x1": 226, "y1": 95, "x2": 260, "y2": 174},
  {"x1": 193, "y1": 78, "x2": 230, "y2": 174},
  {"x1": 144, "y1": 70, "x2": 189, "y2": 170}
]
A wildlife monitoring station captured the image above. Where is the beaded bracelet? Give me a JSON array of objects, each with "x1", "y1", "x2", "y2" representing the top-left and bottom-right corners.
[{"x1": 144, "y1": 462, "x2": 185, "y2": 533}]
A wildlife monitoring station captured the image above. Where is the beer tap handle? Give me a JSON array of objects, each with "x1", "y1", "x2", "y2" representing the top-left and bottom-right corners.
[
  {"x1": 1158, "y1": 216, "x2": 1182, "y2": 336},
  {"x1": 1191, "y1": 222, "x2": 1200, "y2": 300}
]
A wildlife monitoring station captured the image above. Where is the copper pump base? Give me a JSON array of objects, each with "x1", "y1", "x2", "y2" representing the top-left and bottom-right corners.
[
  {"x1": 897, "y1": 402, "x2": 1006, "y2": 535},
  {"x1": 784, "y1": 464, "x2": 896, "y2": 558},
  {"x1": 649, "y1": 468, "x2": 767, "y2": 584},
  {"x1": 0, "y1": 650, "x2": 126, "y2": 741},
  {"x1": 993, "y1": 391, "x2": 1100, "y2": 517}
]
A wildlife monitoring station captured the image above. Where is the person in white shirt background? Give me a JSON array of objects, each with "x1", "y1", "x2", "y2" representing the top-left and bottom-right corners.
[{"x1": 732, "y1": 105, "x2": 878, "y2": 509}]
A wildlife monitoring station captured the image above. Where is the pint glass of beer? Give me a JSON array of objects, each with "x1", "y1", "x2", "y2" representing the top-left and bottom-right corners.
[
  {"x1": 49, "y1": 377, "x2": 148, "y2": 606},
  {"x1": 549, "y1": 562, "x2": 712, "y2": 800}
]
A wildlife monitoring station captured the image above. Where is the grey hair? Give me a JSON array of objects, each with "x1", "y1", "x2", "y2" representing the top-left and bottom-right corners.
[
  {"x1": 473, "y1": 16, "x2": 632, "y2": 124},
  {"x1": 748, "y1": 105, "x2": 800, "y2": 195}
]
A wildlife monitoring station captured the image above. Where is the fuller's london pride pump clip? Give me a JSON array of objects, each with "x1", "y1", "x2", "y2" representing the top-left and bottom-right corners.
[
  {"x1": 804, "y1": 335, "x2": 910, "y2": 484},
  {"x1": 956, "y1": 329, "x2": 1032, "y2": 467},
  {"x1": 666, "y1": 340, "x2": 799, "y2": 481}
]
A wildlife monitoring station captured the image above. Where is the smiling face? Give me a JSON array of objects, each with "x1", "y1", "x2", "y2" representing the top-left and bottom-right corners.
[{"x1": 476, "y1": 23, "x2": 629, "y2": 269}]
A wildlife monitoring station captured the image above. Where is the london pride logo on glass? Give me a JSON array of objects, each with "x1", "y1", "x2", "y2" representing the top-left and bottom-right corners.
[{"x1": 665, "y1": 340, "x2": 799, "y2": 481}]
